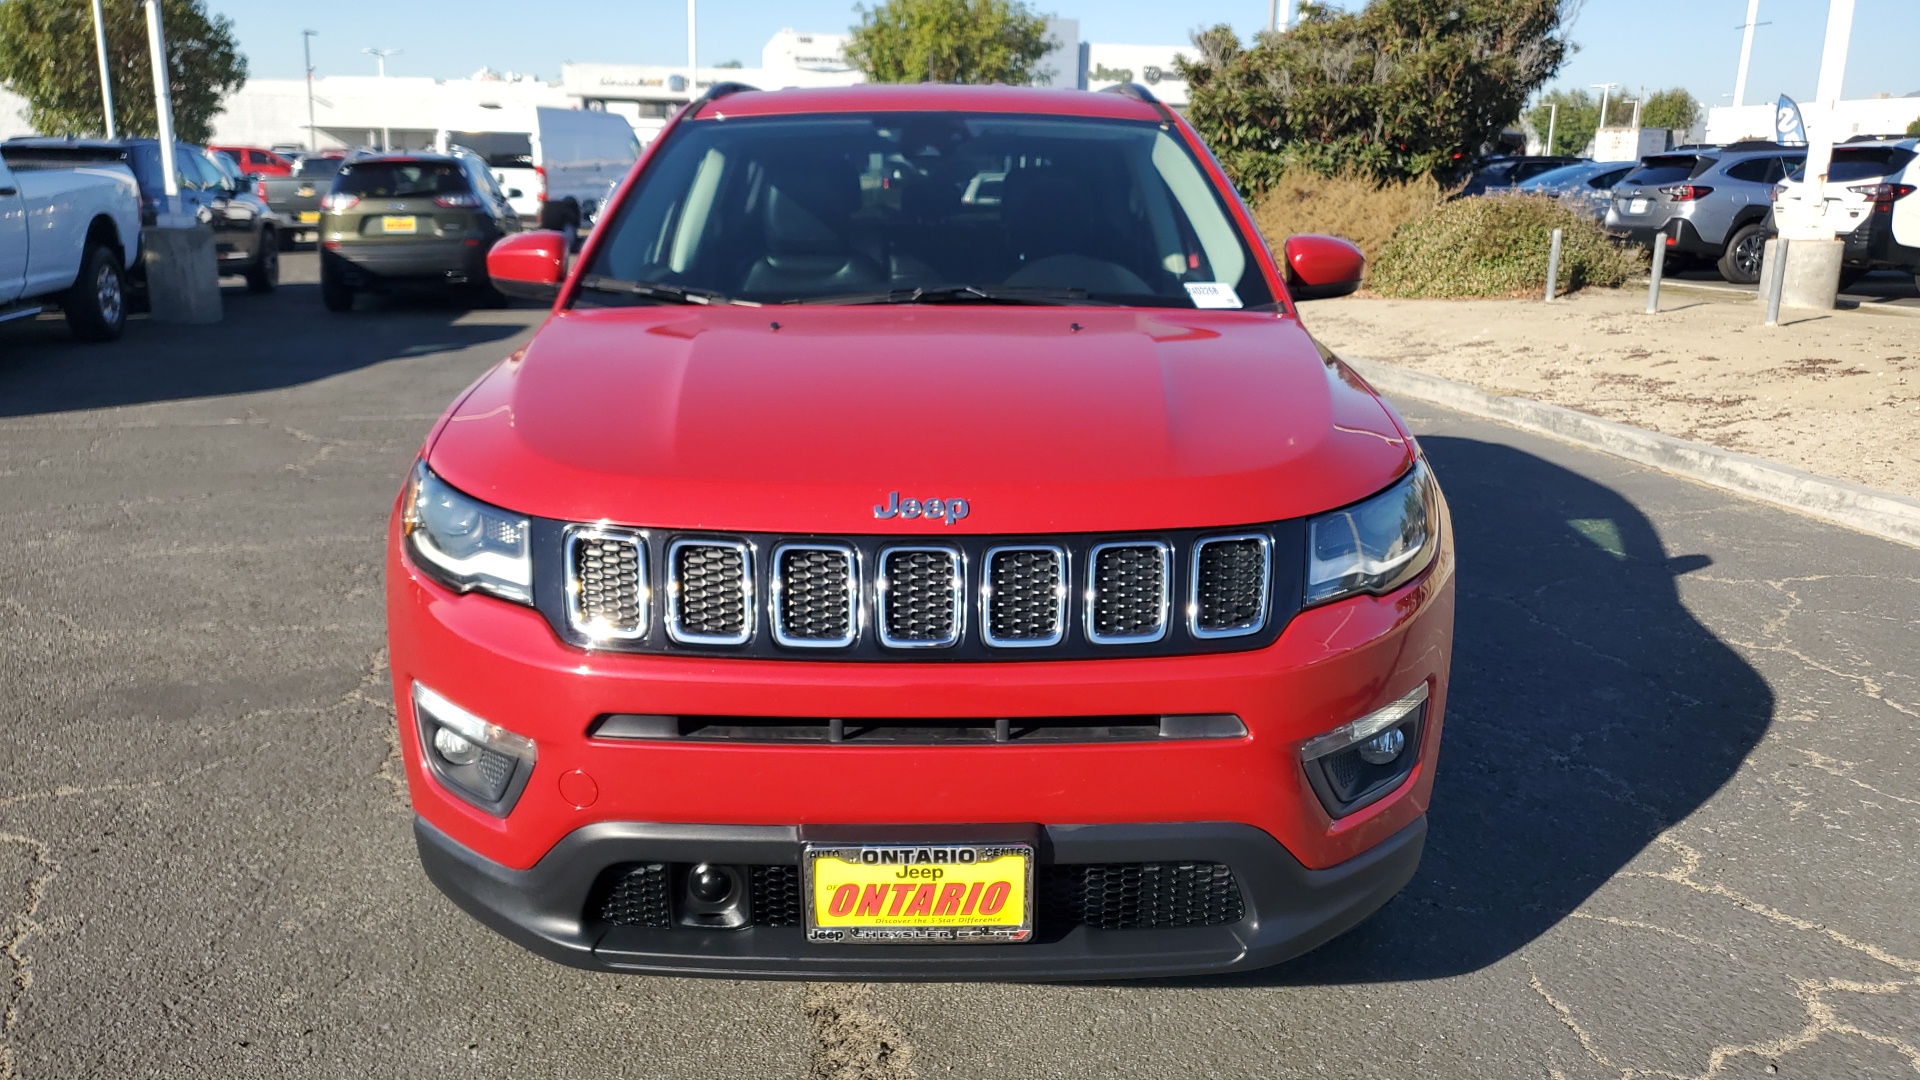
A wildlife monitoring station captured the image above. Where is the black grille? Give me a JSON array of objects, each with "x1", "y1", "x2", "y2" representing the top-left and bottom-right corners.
[
  {"x1": 598, "y1": 862, "x2": 672, "y2": 927},
  {"x1": 570, "y1": 533, "x2": 646, "y2": 635},
  {"x1": 985, "y1": 547, "x2": 1064, "y2": 645},
  {"x1": 1038, "y1": 862, "x2": 1245, "y2": 930},
  {"x1": 750, "y1": 864, "x2": 803, "y2": 926},
  {"x1": 672, "y1": 542, "x2": 748, "y2": 642},
  {"x1": 598, "y1": 860, "x2": 1245, "y2": 932},
  {"x1": 1090, "y1": 544, "x2": 1168, "y2": 642},
  {"x1": 775, "y1": 546, "x2": 854, "y2": 644},
  {"x1": 880, "y1": 548, "x2": 959, "y2": 646},
  {"x1": 1193, "y1": 537, "x2": 1267, "y2": 635}
]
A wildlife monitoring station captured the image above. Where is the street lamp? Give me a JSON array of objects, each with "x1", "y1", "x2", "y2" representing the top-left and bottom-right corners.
[
  {"x1": 91, "y1": 0, "x2": 115, "y2": 138},
  {"x1": 363, "y1": 46, "x2": 400, "y2": 78},
  {"x1": 303, "y1": 30, "x2": 318, "y2": 152},
  {"x1": 1591, "y1": 82, "x2": 1619, "y2": 131}
]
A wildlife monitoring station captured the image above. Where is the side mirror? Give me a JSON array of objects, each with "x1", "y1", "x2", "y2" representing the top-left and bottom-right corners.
[
  {"x1": 1282, "y1": 234, "x2": 1365, "y2": 301},
  {"x1": 487, "y1": 230, "x2": 569, "y2": 302}
]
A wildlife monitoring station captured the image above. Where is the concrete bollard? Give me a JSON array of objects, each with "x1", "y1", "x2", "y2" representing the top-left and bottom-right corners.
[
  {"x1": 141, "y1": 224, "x2": 222, "y2": 324},
  {"x1": 1645, "y1": 229, "x2": 1667, "y2": 314},
  {"x1": 1769, "y1": 237, "x2": 1844, "y2": 314},
  {"x1": 1544, "y1": 228, "x2": 1563, "y2": 302}
]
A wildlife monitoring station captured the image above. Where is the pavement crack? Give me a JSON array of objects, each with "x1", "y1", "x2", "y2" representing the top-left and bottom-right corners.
[
  {"x1": 0, "y1": 833, "x2": 55, "y2": 1080},
  {"x1": 804, "y1": 983, "x2": 917, "y2": 1080}
]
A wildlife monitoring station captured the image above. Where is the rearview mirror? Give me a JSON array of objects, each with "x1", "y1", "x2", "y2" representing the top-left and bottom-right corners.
[
  {"x1": 1282, "y1": 234, "x2": 1365, "y2": 301},
  {"x1": 487, "y1": 231, "x2": 569, "y2": 302}
]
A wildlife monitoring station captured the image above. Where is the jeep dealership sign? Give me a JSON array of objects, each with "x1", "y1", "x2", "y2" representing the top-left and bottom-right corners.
[{"x1": 1082, "y1": 44, "x2": 1195, "y2": 107}]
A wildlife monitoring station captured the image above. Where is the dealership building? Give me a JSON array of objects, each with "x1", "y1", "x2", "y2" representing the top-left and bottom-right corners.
[{"x1": 0, "y1": 25, "x2": 1198, "y2": 150}]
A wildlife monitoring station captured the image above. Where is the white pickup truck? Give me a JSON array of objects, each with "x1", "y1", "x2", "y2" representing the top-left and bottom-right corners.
[{"x1": 0, "y1": 149, "x2": 143, "y2": 341}]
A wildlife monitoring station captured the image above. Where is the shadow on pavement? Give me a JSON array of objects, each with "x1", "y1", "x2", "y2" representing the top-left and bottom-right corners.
[
  {"x1": 0, "y1": 281, "x2": 532, "y2": 418},
  {"x1": 1211, "y1": 435, "x2": 1773, "y2": 986}
]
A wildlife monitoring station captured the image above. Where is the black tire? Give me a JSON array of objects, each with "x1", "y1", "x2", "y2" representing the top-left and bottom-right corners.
[
  {"x1": 63, "y1": 243, "x2": 127, "y2": 343},
  {"x1": 1717, "y1": 222, "x2": 1769, "y2": 285},
  {"x1": 1836, "y1": 266, "x2": 1868, "y2": 291},
  {"x1": 538, "y1": 197, "x2": 579, "y2": 234},
  {"x1": 245, "y1": 229, "x2": 280, "y2": 293},
  {"x1": 320, "y1": 259, "x2": 354, "y2": 312},
  {"x1": 469, "y1": 278, "x2": 511, "y2": 309}
]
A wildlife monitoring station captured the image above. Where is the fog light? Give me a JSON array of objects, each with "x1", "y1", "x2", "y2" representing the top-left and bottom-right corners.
[
  {"x1": 433, "y1": 725, "x2": 482, "y2": 766},
  {"x1": 1357, "y1": 727, "x2": 1406, "y2": 765},
  {"x1": 676, "y1": 863, "x2": 750, "y2": 930},
  {"x1": 688, "y1": 863, "x2": 734, "y2": 904},
  {"x1": 412, "y1": 681, "x2": 538, "y2": 815}
]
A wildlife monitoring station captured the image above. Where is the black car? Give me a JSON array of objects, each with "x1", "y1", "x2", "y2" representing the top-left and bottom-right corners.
[
  {"x1": 318, "y1": 149, "x2": 521, "y2": 310},
  {"x1": 3, "y1": 137, "x2": 283, "y2": 293},
  {"x1": 1457, "y1": 154, "x2": 1588, "y2": 197}
]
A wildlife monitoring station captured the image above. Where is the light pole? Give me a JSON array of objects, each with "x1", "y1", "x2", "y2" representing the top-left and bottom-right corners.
[
  {"x1": 90, "y1": 0, "x2": 115, "y2": 138},
  {"x1": 686, "y1": 0, "x2": 697, "y2": 100},
  {"x1": 143, "y1": 1, "x2": 177, "y2": 210},
  {"x1": 303, "y1": 30, "x2": 318, "y2": 152},
  {"x1": 1733, "y1": 0, "x2": 1761, "y2": 106},
  {"x1": 1544, "y1": 101, "x2": 1558, "y2": 154},
  {"x1": 1591, "y1": 82, "x2": 1619, "y2": 131},
  {"x1": 363, "y1": 46, "x2": 399, "y2": 78}
]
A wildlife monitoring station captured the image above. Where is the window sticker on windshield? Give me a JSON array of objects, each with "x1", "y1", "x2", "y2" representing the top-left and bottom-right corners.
[{"x1": 1184, "y1": 282, "x2": 1243, "y2": 309}]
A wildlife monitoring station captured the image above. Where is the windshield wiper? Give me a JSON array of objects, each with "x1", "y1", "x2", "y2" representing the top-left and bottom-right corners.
[
  {"x1": 576, "y1": 275, "x2": 759, "y2": 307},
  {"x1": 789, "y1": 285, "x2": 1113, "y2": 306}
]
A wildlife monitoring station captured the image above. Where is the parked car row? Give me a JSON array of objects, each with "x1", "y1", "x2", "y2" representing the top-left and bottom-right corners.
[{"x1": 1463, "y1": 137, "x2": 1918, "y2": 289}]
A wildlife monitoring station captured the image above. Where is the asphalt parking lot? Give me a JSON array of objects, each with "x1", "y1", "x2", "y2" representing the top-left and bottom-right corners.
[{"x1": 2, "y1": 252, "x2": 1916, "y2": 1079}]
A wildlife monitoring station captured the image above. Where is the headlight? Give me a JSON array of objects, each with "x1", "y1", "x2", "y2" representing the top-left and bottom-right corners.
[
  {"x1": 1305, "y1": 460, "x2": 1441, "y2": 606},
  {"x1": 402, "y1": 461, "x2": 533, "y2": 603}
]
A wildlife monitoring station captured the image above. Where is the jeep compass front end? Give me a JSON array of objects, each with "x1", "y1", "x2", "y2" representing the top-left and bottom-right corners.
[{"x1": 387, "y1": 83, "x2": 1454, "y2": 979}]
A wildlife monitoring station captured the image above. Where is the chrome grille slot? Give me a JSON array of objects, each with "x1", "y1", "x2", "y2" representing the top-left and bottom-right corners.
[
  {"x1": 983, "y1": 545, "x2": 1066, "y2": 647},
  {"x1": 565, "y1": 528, "x2": 647, "y2": 640},
  {"x1": 1191, "y1": 534, "x2": 1270, "y2": 638},
  {"x1": 878, "y1": 547, "x2": 962, "y2": 648},
  {"x1": 667, "y1": 539, "x2": 752, "y2": 645},
  {"x1": 773, "y1": 544, "x2": 857, "y2": 648},
  {"x1": 1087, "y1": 542, "x2": 1169, "y2": 644}
]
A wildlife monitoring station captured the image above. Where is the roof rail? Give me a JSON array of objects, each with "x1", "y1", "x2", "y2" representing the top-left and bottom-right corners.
[
  {"x1": 1099, "y1": 81, "x2": 1176, "y2": 125},
  {"x1": 690, "y1": 81, "x2": 760, "y2": 114},
  {"x1": 1721, "y1": 139, "x2": 1792, "y2": 152}
]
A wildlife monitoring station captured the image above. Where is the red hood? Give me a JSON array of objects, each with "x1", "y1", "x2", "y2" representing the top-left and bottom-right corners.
[{"x1": 427, "y1": 306, "x2": 1412, "y2": 534}]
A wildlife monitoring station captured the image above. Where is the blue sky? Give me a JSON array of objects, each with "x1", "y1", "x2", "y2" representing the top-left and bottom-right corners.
[{"x1": 218, "y1": 0, "x2": 1920, "y2": 108}]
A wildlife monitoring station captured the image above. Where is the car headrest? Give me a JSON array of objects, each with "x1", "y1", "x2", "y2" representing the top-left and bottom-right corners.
[{"x1": 764, "y1": 159, "x2": 860, "y2": 258}]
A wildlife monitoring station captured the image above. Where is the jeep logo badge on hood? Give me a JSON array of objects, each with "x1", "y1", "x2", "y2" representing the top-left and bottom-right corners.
[{"x1": 873, "y1": 491, "x2": 970, "y2": 524}]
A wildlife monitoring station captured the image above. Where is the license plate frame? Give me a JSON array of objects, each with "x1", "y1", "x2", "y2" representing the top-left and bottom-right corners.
[
  {"x1": 803, "y1": 842, "x2": 1034, "y2": 945},
  {"x1": 381, "y1": 214, "x2": 417, "y2": 234},
  {"x1": 1628, "y1": 197, "x2": 1649, "y2": 215},
  {"x1": 298, "y1": 210, "x2": 321, "y2": 224}
]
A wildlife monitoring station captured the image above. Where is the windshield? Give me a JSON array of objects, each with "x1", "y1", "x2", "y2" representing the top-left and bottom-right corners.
[
  {"x1": 579, "y1": 112, "x2": 1275, "y2": 308},
  {"x1": 449, "y1": 131, "x2": 534, "y2": 170},
  {"x1": 1785, "y1": 147, "x2": 1917, "y2": 184},
  {"x1": 1624, "y1": 157, "x2": 1706, "y2": 186}
]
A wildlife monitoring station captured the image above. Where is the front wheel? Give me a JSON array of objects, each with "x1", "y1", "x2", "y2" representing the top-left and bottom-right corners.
[
  {"x1": 320, "y1": 259, "x2": 354, "y2": 312},
  {"x1": 1717, "y1": 223, "x2": 1768, "y2": 285},
  {"x1": 245, "y1": 230, "x2": 280, "y2": 293},
  {"x1": 64, "y1": 244, "x2": 127, "y2": 342}
]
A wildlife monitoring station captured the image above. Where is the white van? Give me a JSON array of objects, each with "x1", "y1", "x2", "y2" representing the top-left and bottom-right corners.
[{"x1": 438, "y1": 107, "x2": 640, "y2": 231}]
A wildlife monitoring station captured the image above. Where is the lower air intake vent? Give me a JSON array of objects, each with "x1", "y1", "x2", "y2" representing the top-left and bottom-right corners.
[
  {"x1": 878, "y1": 547, "x2": 961, "y2": 648},
  {"x1": 597, "y1": 862, "x2": 672, "y2": 927},
  {"x1": 669, "y1": 540, "x2": 751, "y2": 645},
  {"x1": 1038, "y1": 862, "x2": 1245, "y2": 930}
]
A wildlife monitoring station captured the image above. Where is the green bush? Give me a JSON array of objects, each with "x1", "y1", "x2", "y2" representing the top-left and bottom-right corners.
[
  {"x1": 1253, "y1": 168, "x2": 1446, "y2": 265},
  {"x1": 1369, "y1": 195, "x2": 1643, "y2": 299},
  {"x1": 1906, "y1": 116, "x2": 1920, "y2": 138}
]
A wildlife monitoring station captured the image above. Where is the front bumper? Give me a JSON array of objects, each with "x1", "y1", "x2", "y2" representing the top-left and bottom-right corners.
[{"x1": 415, "y1": 813, "x2": 1427, "y2": 979}]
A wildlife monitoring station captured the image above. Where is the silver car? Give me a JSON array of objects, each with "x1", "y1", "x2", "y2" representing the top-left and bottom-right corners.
[
  {"x1": 1605, "y1": 142, "x2": 1806, "y2": 283},
  {"x1": 1518, "y1": 160, "x2": 1635, "y2": 222}
]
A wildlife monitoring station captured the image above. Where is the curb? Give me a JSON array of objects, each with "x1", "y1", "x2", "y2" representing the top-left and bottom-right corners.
[
  {"x1": 1346, "y1": 357, "x2": 1920, "y2": 551},
  {"x1": 1633, "y1": 276, "x2": 1920, "y2": 318}
]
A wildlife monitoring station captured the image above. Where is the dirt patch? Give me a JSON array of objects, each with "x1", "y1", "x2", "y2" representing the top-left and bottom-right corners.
[
  {"x1": 1302, "y1": 288, "x2": 1920, "y2": 497},
  {"x1": 805, "y1": 984, "x2": 917, "y2": 1080}
]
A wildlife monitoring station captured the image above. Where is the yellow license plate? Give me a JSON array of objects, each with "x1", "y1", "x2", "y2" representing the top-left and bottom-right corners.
[
  {"x1": 806, "y1": 843, "x2": 1032, "y2": 944},
  {"x1": 298, "y1": 210, "x2": 320, "y2": 223},
  {"x1": 381, "y1": 215, "x2": 417, "y2": 234}
]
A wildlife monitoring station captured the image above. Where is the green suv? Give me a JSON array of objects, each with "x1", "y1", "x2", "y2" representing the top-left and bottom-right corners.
[{"x1": 319, "y1": 150, "x2": 521, "y2": 310}]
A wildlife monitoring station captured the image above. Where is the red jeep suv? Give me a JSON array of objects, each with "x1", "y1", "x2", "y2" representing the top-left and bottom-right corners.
[{"x1": 387, "y1": 82, "x2": 1454, "y2": 979}]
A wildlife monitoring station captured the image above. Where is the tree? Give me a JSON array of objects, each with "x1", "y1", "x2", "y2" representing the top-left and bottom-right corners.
[
  {"x1": 1638, "y1": 87, "x2": 1699, "y2": 132},
  {"x1": 1528, "y1": 88, "x2": 1599, "y2": 156},
  {"x1": 1905, "y1": 116, "x2": 1920, "y2": 138},
  {"x1": 0, "y1": 0, "x2": 246, "y2": 143},
  {"x1": 1179, "y1": 0, "x2": 1574, "y2": 193},
  {"x1": 846, "y1": 0, "x2": 1053, "y2": 86}
]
